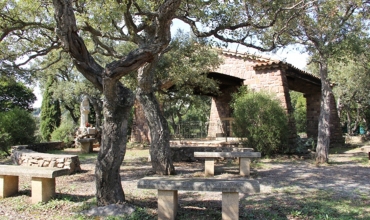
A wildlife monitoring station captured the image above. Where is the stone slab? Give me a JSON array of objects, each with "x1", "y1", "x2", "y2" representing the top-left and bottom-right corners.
[
  {"x1": 137, "y1": 177, "x2": 260, "y2": 193},
  {"x1": 194, "y1": 151, "x2": 261, "y2": 158},
  {"x1": 232, "y1": 148, "x2": 254, "y2": 152},
  {"x1": 78, "y1": 138, "x2": 95, "y2": 143},
  {"x1": 0, "y1": 165, "x2": 69, "y2": 178}
]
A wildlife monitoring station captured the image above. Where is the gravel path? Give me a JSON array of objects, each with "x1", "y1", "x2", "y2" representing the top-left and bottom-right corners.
[{"x1": 256, "y1": 156, "x2": 369, "y2": 195}]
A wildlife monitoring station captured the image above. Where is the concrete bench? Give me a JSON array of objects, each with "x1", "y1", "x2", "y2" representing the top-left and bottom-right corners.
[
  {"x1": 194, "y1": 151, "x2": 261, "y2": 176},
  {"x1": 0, "y1": 165, "x2": 69, "y2": 203},
  {"x1": 137, "y1": 177, "x2": 260, "y2": 220}
]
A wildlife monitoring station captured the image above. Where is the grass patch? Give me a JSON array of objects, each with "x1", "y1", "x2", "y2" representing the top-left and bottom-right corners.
[
  {"x1": 125, "y1": 149, "x2": 149, "y2": 158},
  {"x1": 329, "y1": 146, "x2": 361, "y2": 154},
  {"x1": 350, "y1": 156, "x2": 369, "y2": 165},
  {"x1": 47, "y1": 149, "x2": 97, "y2": 163},
  {"x1": 241, "y1": 190, "x2": 370, "y2": 220},
  {"x1": 251, "y1": 160, "x2": 268, "y2": 169}
]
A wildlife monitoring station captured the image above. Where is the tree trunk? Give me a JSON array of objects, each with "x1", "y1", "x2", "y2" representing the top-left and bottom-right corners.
[
  {"x1": 95, "y1": 78, "x2": 134, "y2": 205},
  {"x1": 137, "y1": 63, "x2": 175, "y2": 175},
  {"x1": 346, "y1": 111, "x2": 353, "y2": 135},
  {"x1": 316, "y1": 61, "x2": 331, "y2": 164}
]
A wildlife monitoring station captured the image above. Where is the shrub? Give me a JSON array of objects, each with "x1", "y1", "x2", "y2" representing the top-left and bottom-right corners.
[
  {"x1": 51, "y1": 119, "x2": 76, "y2": 146},
  {"x1": 0, "y1": 108, "x2": 36, "y2": 155},
  {"x1": 231, "y1": 88, "x2": 289, "y2": 156}
]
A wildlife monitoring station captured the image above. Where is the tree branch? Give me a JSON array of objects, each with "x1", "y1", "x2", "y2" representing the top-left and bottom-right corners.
[{"x1": 53, "y1": 0, "x2": 104, "y2": 91}]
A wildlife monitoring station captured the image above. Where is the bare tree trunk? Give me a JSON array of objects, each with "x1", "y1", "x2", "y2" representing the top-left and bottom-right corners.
[
  {"x1": 137, "y1": 63, "x2": 175, "y2": 175},
  {"x1": 347, "y1": 111, "x2": 353, "y2": 135},
  {"x1": 95, "y1": 79, "x2": 134, "y2": 205},
  {"x1": 316, "y1": 61, "x2": 331, "y2": 164}
]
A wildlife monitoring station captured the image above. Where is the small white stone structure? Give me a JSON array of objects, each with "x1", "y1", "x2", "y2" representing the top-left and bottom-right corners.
[
  {"x1": 80, "y1": 95, "x2": 90, "y2": 128},
  {"x1": 75, "y1": 95, "x2": 97, "y2": 152}
]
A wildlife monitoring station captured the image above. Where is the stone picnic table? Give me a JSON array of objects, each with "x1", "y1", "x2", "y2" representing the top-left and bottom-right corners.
[
  {"x1": 194, "y1": 151, "x2": 261, "y2": 176},
  {"x1": 137, "y1": 177, "x2": 260, "y2": 220}
]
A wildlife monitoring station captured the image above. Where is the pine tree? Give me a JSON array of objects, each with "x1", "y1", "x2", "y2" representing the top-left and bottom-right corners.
[{"x1": 40, "y1": 77, "x2": 61, "y2": 142}]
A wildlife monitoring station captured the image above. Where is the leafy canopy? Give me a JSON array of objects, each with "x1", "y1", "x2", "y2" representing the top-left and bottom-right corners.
[{"x1": 0, "y1": 76, "x2": 36, "y2": 112}]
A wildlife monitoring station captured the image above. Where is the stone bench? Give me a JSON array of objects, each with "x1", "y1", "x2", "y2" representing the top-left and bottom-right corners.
[
  {"x1": 0, "y1": 165, "x2": 69, "y2": 203},
  {"x1": 194, "y1": 151, "x2": 261, "y2": 176},
  {"x1": 137, "y1": 177, "x2": 260, "y2": 220}
]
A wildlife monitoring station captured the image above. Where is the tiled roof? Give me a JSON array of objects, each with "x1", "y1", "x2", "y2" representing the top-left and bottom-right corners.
[{"x1": 219, "y1": 49, "x2": 320, "y2": 81}]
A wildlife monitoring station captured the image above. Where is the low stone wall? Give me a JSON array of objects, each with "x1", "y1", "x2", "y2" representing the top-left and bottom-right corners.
[
  {"x1": 12, "y1": 142, "x2": 64, "y2": 153},
  {"x1": 11, "y1": 149, "x2": 81, "y2": 174}
]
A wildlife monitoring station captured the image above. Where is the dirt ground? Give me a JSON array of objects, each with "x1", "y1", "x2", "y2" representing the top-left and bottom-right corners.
[{"x1": 0, "y1": 144, "x2": 369, "y2": 219}]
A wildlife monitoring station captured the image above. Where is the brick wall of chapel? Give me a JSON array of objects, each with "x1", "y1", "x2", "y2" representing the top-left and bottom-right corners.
[{"x1": 209, "y1": 55, "x2": 297, "y2": 148}]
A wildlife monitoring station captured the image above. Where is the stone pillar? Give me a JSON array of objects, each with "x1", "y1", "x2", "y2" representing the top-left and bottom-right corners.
[
  {"x1": 157, "y1": 190, "x2": 178, "y2": 220},
  {"x1": 204, "y1": 158, "x2": 215, "y2": 176},
  {"x1": 222, "y1": 192, "x2": 239, "y2": 220},
  {"x1": 306, "y1": 91, "x2": 344, "y2": 144},
  {"x1": 306, "y1": 92, "x2": 321, "y2": 142},
  {"x1": 208, "y1": 86, "x2": 238, "y2": 138},
  {"x1": 329, "y1": 92, "x2": 344, "y2": 144},
  {"x1": 31, "y1": 177, "x2": 55, "y2": 203},
  {"x1": 0, "y1": 175, "x2": 18, "y2": 198},
  {"x1": 239, "y1": 158, "x2": 250, "y2": 176}
]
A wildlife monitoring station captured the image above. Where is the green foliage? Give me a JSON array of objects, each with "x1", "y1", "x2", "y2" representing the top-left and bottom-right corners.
[
  {"x1": 290, "y1": 91, "x2": 307, "y2": 133},
  {"x1": 50, "y1": 119, "x2": 76, "y2": 146},
  {"x1": 40, "y1": 77, "x2": 61, "y2": 142},
  {"x1": 0, "y1": 76, "x2": 36, "y2": 112},
  {"x1": 159, "y1": 32, "x2": 221, "y2": 137},
  {"x1": 328, "y1": 52, "x2": 370, "y2": 134},
  {"x1": 0, "y1": 132, "x2": 11, "y2": 156},
  {"x1": 0, "y1": 108, "x2": 36, "y2": 155},
  {"x1": 231, "y1": 87, "x2": 289, "y2": 156},
  {"x1": 295, "y1": 137, "x2": 315, "y2": 153},
  {"x1": 157, "y1": 31, "x2": 221, "y2": 95}
]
